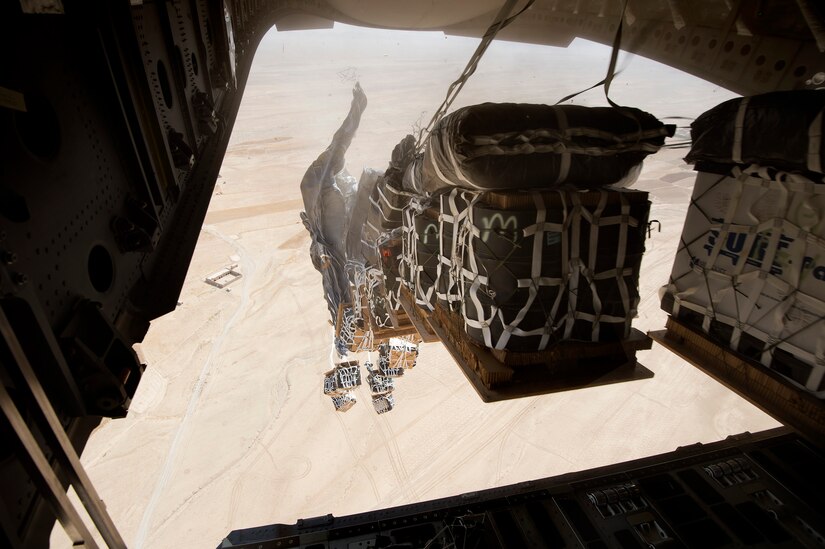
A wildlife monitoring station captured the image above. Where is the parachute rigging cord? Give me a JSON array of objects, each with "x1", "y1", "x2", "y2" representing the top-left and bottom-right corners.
[
  {"x1": 554, "y1": 0, "x2": 679, "y2": 146},
  {"x1": 414, "y1": 0, "x2": 536, "y2": 154},
  {"x1": 554, "y1": 0, "x2": 629, "y2": 107}
]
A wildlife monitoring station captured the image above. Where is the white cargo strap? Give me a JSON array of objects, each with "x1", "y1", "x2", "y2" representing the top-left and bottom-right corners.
[
  {"x1": 568, "y1": 190, "x2": 635, "y2": 340},
  {"x1": 554, "y1": 107, "x2": 571, "y2": 184},
  {"x1": 376, "y1": 184, "x2": 407, "y2": 213},
  {"x1": 426, "y1": 140, "x2": 485, "y2": 190},
  {"x1": 702, "y1": 166, "x2": 788, "y2": 335},
  {"x1": 731, "y1": 96, "x2": 750, "y2": 164},
  {"x1": 436, "y1": 196, "x2": 451, "y2": 304},
  {"x1": 405, "y1": 199, "x2": 440, "y2": 310},
  {"x1": 808, "y1": 109, "x2": 823, "y2": 173},
  {"x1": 493, "y1": 192, "x2": 551, "y2": 350},
  {"x1": 436, "y1": 190, "x2": 471, "y2": 304},
  {"x1": 564, "y1": 193, "x2": 583, "y2": 340},
  {"x1": 401, "y1": 203, "x2": 416, "y2": 298},
  {"x1": 459, "y1": 193, "x2": 494, "y2": 347}
]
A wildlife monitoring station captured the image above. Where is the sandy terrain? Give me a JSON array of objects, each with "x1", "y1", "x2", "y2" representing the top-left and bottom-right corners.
[{"x1": 52, "y1": 24, "x2": 779, "y2": 548}]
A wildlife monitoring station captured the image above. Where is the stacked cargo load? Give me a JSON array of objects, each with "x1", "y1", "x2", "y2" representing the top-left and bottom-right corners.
[
  {"x1": 335, "y1": 303, "x2": 365, "y2": 354},
  {"x1": 365, "y1": 361, "x2": 395, "y2": 395},
  {"x1": 323, "y1": 361, "x2": 362, "y2": 412},
  {"x1": 331, "y1": 394, "x2": 357, "y2": 412},
  {"x1": 379, "y1": 339, "x2": 419, "y2": 370},
  {"x1": 322, "y1": 361, "x2": 361, "y2": 396},
  {"x1": 372, "y1": 394, "x2": 395, "y2": 414},
  {"x1": 399, "y1": 103, "x2": 669, "y2": 358},
  {"x1": 363, "y1": 137, "x2": 418, "y2": 316},
  {"x1": 436, "y1": 190, "x2": 474, "y2": 308},
  {"x1": 377, "y1": 352, "x2": 405, "y2": 378},
  {"x1": 459, "y1": 188, "x2": 649, "y2": 351},
  {"x1": 661, "y1": 91, "x2": 825, "y2": 400},
  {"x1": 401, "y1": 201, "x2": 441, "y2": 311}
]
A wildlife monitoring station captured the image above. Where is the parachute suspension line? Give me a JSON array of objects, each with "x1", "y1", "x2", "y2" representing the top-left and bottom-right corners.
[
  {"x1": 555, "y1": 0, "x2": 629, "y2": 106},
  {"x1": 414, "y1": 0, "x2": 536, "y2": 154},
  {"x1": 601, "y1": 0, "x2": 628, "y2": 108},
  {"x1": 553, "y1": 1, "x2": 667, "y2": 146}
]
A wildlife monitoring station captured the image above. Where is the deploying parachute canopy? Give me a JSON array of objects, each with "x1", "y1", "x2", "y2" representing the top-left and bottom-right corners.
[{"x1": 299, "y1": 83, "x2": 367, "y2": 322}]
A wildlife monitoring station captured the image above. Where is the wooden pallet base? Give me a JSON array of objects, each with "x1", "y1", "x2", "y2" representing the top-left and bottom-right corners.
[
  {"x1": 649, "y1": 316, "x2": 825, "y2": 446},
  {"x1": 397, "y1": 287, "x2": 440, "y2": 343},
  {"x1": 426, "y1": 303, "x2": 653, "y2": 402}
]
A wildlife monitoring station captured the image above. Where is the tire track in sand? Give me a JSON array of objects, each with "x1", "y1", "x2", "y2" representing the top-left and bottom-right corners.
[
  {"x1": 134, "y1": 225, "x2": 256, "y2": 548},
  {"x1": 411, "y1": 398, "x2": 537, "y2": 500}
]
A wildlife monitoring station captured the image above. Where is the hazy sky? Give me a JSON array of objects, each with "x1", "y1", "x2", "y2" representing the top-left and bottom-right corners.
[
  {"x1": 233, "y1": 23, "x2": 739, "y2": 166},
  {"x1": 253, "y1": 22, "x2": 737, "y2": 110}
]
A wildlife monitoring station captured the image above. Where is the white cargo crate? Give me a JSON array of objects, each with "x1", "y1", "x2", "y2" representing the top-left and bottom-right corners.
[{"x1": 662, "y1": 164, "x2": 825, "y2": 397}]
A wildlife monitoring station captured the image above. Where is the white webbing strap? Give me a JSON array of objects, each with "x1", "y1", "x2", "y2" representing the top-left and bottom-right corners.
[
  {"x1": 616, "y1": 193, "x2": 633, "y2": 334},
  {"x1": 732, "y1": 96, "x2": 750, "y2": 164},
  {"x1": 413, "y1": 209, "x2": 439, "y2": 310},
  {"x1": 808, "y1": 109, "x2": 823, "y2": 173},
  {"x1": 471, "y1": 125, "x2": 670, "y2": 148},
  {"x1": 427, "y1": 137, "x2": 484, "y2": 190},
  {"x1": 401, "y1": 204, "x2": 419, "y2": 303},
  {"x1": 467, "y1": 137, "x2": 663, "y2": 158},
  {"x1": 369, "y1": 195, "x2": 399, "y2": 224},
  {"x1": 564, "y1": 193, "x2": 583, "y2": 340},
  {"x1": 553, "y1": 107, "x2": 571, "y2": 185},
  {"x1": 704, "y1": 170, "x2": 747, "y2": 274},
  {"x1": 436, "y1": 199, "x2": 450, "y2": 303},
  {"x1": 493, "y1": 192, "x2": 547, "y2": 349},
  {"x1": 586, "y1": 191, "x2": 608, "y2": 340},
  {"x1": 377, "y1": 184, "x2": 406, "y2": 212},
  {"x1": 438, "y1": 190, "x2": 472, "y2": 304},
  {"x1": 458, "y1": 192, "x2": 495, "y2": 346}
]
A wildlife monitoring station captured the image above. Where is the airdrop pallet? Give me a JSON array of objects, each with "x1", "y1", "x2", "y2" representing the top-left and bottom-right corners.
[
  {"x1": 426, "y1": 303, "x2": 653, "y2": 403},
  {"x1": 375, "y1": 307, "x2": 419, "y2": 340},
  {"x1": 649, "y1": 316, "x2": 825, "y2": 446},
  {"x1": 397, "y1": 287, "x2": 440, "y2": 343}
]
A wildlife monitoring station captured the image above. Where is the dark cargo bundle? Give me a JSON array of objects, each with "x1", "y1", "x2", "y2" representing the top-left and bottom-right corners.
[
  {"x1": 436, "y1": 190, "x2": 473, "y2": 307},
  {"x1": 360, "y1": 136, "x2": 418, "y2": 265},
  {"x1": 401, "y1": 190, "x2": 473, "y2": 310},
  {"x1": 346, "y1": 168, "x2": 382, "y2": 264},
  {"x1": 405, "y1": 103, "x2": 673, "y2": 194},
  {"x1": 378, "y1": 237, "x2": 404, "y2": 312},
  {"x1": 401, "y1": 206, "x2": 441, "y2": 310},
  {"x1": 459, "y1": 189, "x2": 650, "y2": 351},
  {"x1": 363, "y1": 180, "x2": 414, "y2": 264},
  {"x1": 374, "y1": 180, "x2": 413, "y2": 227},
  {"x1": 685, "y1": 90, "x2": 825, "y2": 174}
]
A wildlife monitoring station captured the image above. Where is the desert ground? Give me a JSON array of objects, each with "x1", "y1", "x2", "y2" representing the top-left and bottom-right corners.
[{"x1": 52, "y1": 24, "x2": 779, "y2": 548}]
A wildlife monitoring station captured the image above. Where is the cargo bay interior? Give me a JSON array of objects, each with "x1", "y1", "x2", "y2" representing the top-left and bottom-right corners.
[{"x1": 1, "y1": 1, "x2": 824, "y2": 548}]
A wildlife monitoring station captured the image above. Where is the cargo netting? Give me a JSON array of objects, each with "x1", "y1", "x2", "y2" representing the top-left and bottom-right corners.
[
  {"x1": 662, "y1": 163, "x2": 825, "y2": 398},
  {"x1": 402, "y1": 188, "x2": 650, "y2": 352}
]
